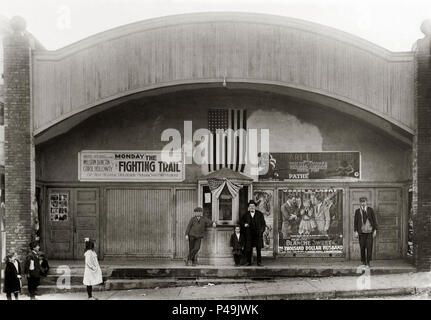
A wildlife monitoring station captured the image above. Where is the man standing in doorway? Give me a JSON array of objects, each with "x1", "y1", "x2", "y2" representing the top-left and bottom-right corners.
[
  {"x1": 185, "y1": 207, "x2": 216, "y2": 266},
  {"x1": 354, "y1": 197, "x2": 378, "y2": 267},
  {"x1": 241, "y1": 200, "x2": 266, "y2": 266}
]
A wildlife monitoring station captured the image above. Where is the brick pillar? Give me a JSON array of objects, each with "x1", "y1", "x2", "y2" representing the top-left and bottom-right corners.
[
  {"x1": 414, "y1": 20, "x2": 431, "y2": 271},
  {"x1": 3, "y1": 16, "x2": 33, "y2": 260}
]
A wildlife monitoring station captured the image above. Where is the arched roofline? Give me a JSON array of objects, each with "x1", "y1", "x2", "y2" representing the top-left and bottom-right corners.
[
  {"x1": 34, "y1": 81, "x2": 413, "y2": 147},
  {"x1": 34, "y1": 12, "x2": 412, "y2": 61}
]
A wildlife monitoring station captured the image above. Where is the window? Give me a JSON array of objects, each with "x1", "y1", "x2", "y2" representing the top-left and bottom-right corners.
[
  {"x1": 202, "y1": 185, "x2": 212, "y2": 220},
  {"x1": 218, "y1": 185, "x2": 233, "y2": 221}
]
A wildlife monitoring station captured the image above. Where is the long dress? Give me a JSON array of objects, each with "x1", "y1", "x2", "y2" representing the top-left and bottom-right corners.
[
  {"x1": 83, "y1": 250, "x2": 103, "y2": 286},
  {"x1": 298, "y1": 207, "x2": 316, "y2": 235}
]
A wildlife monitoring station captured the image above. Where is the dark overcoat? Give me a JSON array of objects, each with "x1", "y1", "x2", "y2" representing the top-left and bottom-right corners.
[
  {"x1": 240, "y1": 210, "x2": 266, "y2": 251},
  {"x1": 3, "y1": 261, "x2": 22, "y2": 293},
  {"x1": 230, "y1": 232, "x2": 245, "y2": 255}
]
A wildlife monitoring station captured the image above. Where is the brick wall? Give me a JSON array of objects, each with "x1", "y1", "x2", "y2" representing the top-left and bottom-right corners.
[
  {"x1": 3, "y1": 27, "x2": 33, "y2": 260},
  {"x1": 414, "y1": 34, "x2": 431, "y2": 271}
]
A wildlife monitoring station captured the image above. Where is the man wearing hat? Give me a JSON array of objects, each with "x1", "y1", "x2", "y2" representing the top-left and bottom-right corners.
[
  {"x1": 354, "y1": 197, "x2": 378, "y2": 267},
  {"x1": 185, "y1": 207, "x2": 217, "y2": 266},
  {"x1": 240, "y1": 200, "x2": 267, "y2": 266}
]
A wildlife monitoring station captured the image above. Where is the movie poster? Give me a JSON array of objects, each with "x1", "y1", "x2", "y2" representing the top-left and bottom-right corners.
[
  {"x1": 278, "y1": 188, "x2": 344, "y2": 255},
  {"x1": 253, "y1": 190, "x2": 274, "y2": 256},
  {"x1": 78, "y1": 150, "x2": 185, "y2": 182},
  {"x1": 258, "y1": 152, "x2": 360, "y2": 180},
  {"x1": 50, "y1": 193, "x2": 69, "y2": 221}
]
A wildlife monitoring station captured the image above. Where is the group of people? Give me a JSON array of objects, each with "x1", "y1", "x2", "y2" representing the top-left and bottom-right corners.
[
  {"x1": 3, "y1": 241, "x2": 49, "y2": 300},
  {"x1": 185, "y1": 200, "x2": 267, "y2": 267},
  {"x1": 3, "y1": 238, "x2": 103, "y2": 300},
  {"x1": 281, "y1": 192, "x2": 336, "y2": 238},
  {"x1": 185, "y1": 196, "x2": 378, "y2": 268}
]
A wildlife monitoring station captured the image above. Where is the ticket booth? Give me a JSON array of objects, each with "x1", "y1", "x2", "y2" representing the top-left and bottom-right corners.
[{"x1": 197, "y1": 168, "x2": 253, "y2": 265}]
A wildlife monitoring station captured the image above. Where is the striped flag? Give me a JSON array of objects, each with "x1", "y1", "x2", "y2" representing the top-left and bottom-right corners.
[{"x1": 208, "y1": 109, "x2": 247, "y2": 173}]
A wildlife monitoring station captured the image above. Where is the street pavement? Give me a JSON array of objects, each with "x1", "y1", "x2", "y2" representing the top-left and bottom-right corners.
[{"x1": 1, "y1": 270, "x2": 430, "y2": 300}]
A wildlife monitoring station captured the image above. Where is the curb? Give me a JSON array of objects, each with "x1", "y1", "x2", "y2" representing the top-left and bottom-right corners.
[{"x1": 204, "y1": 287, "x2": 422, "y2": 300}]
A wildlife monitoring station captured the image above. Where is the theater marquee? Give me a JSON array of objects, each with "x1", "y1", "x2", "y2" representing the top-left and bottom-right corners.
[{"x1": 78, "y1": 150, "x2": 185, "y2": 182}]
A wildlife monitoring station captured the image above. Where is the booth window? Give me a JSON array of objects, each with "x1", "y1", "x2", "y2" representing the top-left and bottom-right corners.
[
  {"x1": 218, "y1": 185, "x2": 233, "y2": 222},
  {"x1": 202, "y1": 185, "x2": 212, "y2": 220}
]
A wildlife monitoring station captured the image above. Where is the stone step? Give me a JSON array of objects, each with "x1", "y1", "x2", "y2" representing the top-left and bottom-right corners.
[
  {"x1": 40, "y1": 275, "x2": 109, "y2": 285},
  {"x1": 110, "y1": 265, "x2": 415, "y2": 279},
  {"x1": 21, "y1": 285, "x2": 107, "y2": 295},
  {"x1": 104, "y1": 278, "x2": 260, "y2": 291},
  {"x1": 30, "y1": 278, "x2": 263, "y2": 294}
]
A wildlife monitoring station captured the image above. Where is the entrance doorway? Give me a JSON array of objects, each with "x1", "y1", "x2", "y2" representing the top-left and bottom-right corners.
[{"x1": 45, "y1": 188, "x2": 99, "y2": 259}]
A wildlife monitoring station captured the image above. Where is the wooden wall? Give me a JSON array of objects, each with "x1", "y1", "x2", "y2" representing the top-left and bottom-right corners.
[
  {"x1": 32, "y1": 13, "x2": 414, "y2": 135},
  {"x1": 105, "y1": 188, "x2": 173, "y2": 257},
  {"x1": 174, "y1": 188, "x2": 197, "y2": 259}
]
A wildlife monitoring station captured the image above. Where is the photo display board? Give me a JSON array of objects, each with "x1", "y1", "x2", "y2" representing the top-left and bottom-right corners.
[{"x1": 50, "y1": 193, "x2": 69, "y2": 221}]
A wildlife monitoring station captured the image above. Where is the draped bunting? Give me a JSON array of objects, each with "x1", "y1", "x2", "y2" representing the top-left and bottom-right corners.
[{"x1": 207, "y1": 178, "x2": 242, "y2": 199}]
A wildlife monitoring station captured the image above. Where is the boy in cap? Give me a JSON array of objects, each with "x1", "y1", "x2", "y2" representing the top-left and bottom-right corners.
[
  {"x1": 185, "y1": 207, "x2": 217, "y2": 266},
  {"x1": 24, "y1": 241, "x2": 41, "y2": 299},
  {"x1": 240, "y1": 200, "x2": 267, "y2": 266},
  {"x1": 354, "y1": 197, "x2": 378, "y2": 267}
]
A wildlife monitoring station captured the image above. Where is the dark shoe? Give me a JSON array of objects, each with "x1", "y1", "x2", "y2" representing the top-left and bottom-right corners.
[
  {"x1": 192, "y1": 261, "x2": 197, "y2": 266},
  {"x1": 246, "y1": 263, "x2": 252, "y2": 266},
  {"x1": 184, "y1": 259, "x2": 189, "y2": 266},
  {"x1": 257, "y1": 263, "x2": 263, "y2": 267}
]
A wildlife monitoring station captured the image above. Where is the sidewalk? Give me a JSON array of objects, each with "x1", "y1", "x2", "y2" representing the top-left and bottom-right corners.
[{"x1": 1, "y1": 270, "x2": 430, "y2": 300}]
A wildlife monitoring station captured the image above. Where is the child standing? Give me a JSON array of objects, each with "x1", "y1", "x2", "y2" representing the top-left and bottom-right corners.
[
  {"x1": 3, "y1": 252, "x2": 22, "y2": 300},
  {"x1": 83, "y1": 239, "x2": 103, "y2": 300},
  {"x1": 230, "y1": 226, "x2": 245, "y2": 266},
  {"x1": 24, "y1": 241, "x2": 41, "y2": 300}
]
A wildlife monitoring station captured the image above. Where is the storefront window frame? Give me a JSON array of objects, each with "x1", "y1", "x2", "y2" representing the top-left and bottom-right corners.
[{"x1": 198, "y1": 179, "x2": 253, "y2": 226}]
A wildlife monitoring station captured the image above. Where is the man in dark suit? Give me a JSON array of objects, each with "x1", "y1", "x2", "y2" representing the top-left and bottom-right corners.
[
  {"x1": 240, "y1": 200, "x2": 267, "y2": 266},
  {"x1": 354, "y1": 197, "x2": 378, "y2": 267},
  {"x1": 24, "y1": 241, "x2": 41, "y2": 299},
  {"x1": 185, "y1": 207, "x2": 216, "y2": 266}
]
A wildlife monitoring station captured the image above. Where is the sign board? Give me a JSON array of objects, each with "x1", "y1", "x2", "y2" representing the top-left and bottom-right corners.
[
  {"x1": 278, "y1": 188, "x2": 344, "y2": 255},
  {"x1": 78, "y1": 150, "x2": 185, "y2": 182},
  {"x1": 258, "y1": 152, "x2": 360, "y2": 180}
]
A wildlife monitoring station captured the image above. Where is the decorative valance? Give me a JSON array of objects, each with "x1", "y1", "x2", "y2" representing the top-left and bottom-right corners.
[{"x1": 207, "y1": 178, "x2": 242, "y2": 199}]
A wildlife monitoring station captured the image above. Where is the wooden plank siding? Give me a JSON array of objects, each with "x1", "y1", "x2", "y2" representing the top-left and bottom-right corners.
[
  {"x1": 105, "y1": 188, "x2": 173, "y2": 257},
  {"x1": 174, "y1": 188, "x2": 198, "y2": 259},
  {"x1": 32, "y1": 13, "x2": 414, "y2": 135}
]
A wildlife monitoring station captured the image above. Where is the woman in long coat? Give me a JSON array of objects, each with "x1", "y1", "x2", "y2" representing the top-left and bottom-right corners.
[{"x1": 83, "y1": 239, "x2": 103, "y2": 300}]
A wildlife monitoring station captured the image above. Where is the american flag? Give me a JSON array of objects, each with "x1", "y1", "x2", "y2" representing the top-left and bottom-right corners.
[{"x1": 208, "y1": 109, "x2": 247, "y2": 172}]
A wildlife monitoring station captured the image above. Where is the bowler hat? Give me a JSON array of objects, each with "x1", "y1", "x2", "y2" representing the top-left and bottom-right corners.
[{"x1": 248, "y1": 200, "x2": 257, "y2": 206}]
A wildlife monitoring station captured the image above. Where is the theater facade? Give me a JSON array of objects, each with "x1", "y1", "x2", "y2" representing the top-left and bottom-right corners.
[{"x1": 3, "y1": 13, "x2": 431, "y2": 269}]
